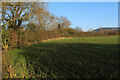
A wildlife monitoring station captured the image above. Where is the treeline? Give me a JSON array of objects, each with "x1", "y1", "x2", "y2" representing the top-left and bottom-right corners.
[
  {"x1": 1, "y1": 2, "x2": 79, "y2": 50},
  {"x1": 78, "y1": 30, "x2": 119, "y2": 37},
  {"x1": 1, "y1": 2, "x2": 119, "y2": 50}
]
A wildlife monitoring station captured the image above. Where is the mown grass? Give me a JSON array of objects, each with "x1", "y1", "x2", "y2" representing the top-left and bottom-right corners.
[{"x1": 3, "y1": 36, "x2": 120, "y2": 79}]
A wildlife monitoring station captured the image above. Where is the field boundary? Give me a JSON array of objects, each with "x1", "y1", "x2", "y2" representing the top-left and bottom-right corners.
[{"x1": 41, "y1": 37, "x2": 73, "y2": 42}]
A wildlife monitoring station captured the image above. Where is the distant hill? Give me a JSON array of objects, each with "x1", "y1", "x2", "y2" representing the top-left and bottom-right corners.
[{"x1": 93, "y1": 27, "x2": 120, "y2": 32}]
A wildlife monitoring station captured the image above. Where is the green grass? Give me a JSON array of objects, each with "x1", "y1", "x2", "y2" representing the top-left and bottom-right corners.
[{"x1": 3, "y1": 36, "x2": 119, "y2": 78}]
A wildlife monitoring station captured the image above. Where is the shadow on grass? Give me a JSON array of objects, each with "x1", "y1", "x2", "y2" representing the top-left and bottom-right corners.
[
  {"x1": 3, "y1": 42, "x2": 119, "y2": 79},
  {"x1": 19, "y1": 42, "x2": 119, "y2": 78}
]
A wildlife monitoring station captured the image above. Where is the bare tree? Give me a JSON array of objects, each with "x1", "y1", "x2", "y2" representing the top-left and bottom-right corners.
[
  {"x1": 74, "y1": 26, "x2": 83, "y2": 32},
  {"x1": 58, "y1": 16, "x2": 71, "y2": 29}
]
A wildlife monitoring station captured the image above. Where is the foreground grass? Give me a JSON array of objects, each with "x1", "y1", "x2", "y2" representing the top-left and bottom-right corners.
[{"x1": 3, "y1": 36, "x2": 119, "y2": 78}]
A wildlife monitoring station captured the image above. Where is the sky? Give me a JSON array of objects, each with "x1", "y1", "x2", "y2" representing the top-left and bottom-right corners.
[{"x1": 48, "y1": 2, "x2": 118, "y2": 31}]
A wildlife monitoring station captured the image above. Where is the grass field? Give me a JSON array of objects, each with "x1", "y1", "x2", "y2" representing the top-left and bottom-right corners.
[{"x1": 3, "y1": 36, "x2": 119, "y2": 78}]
